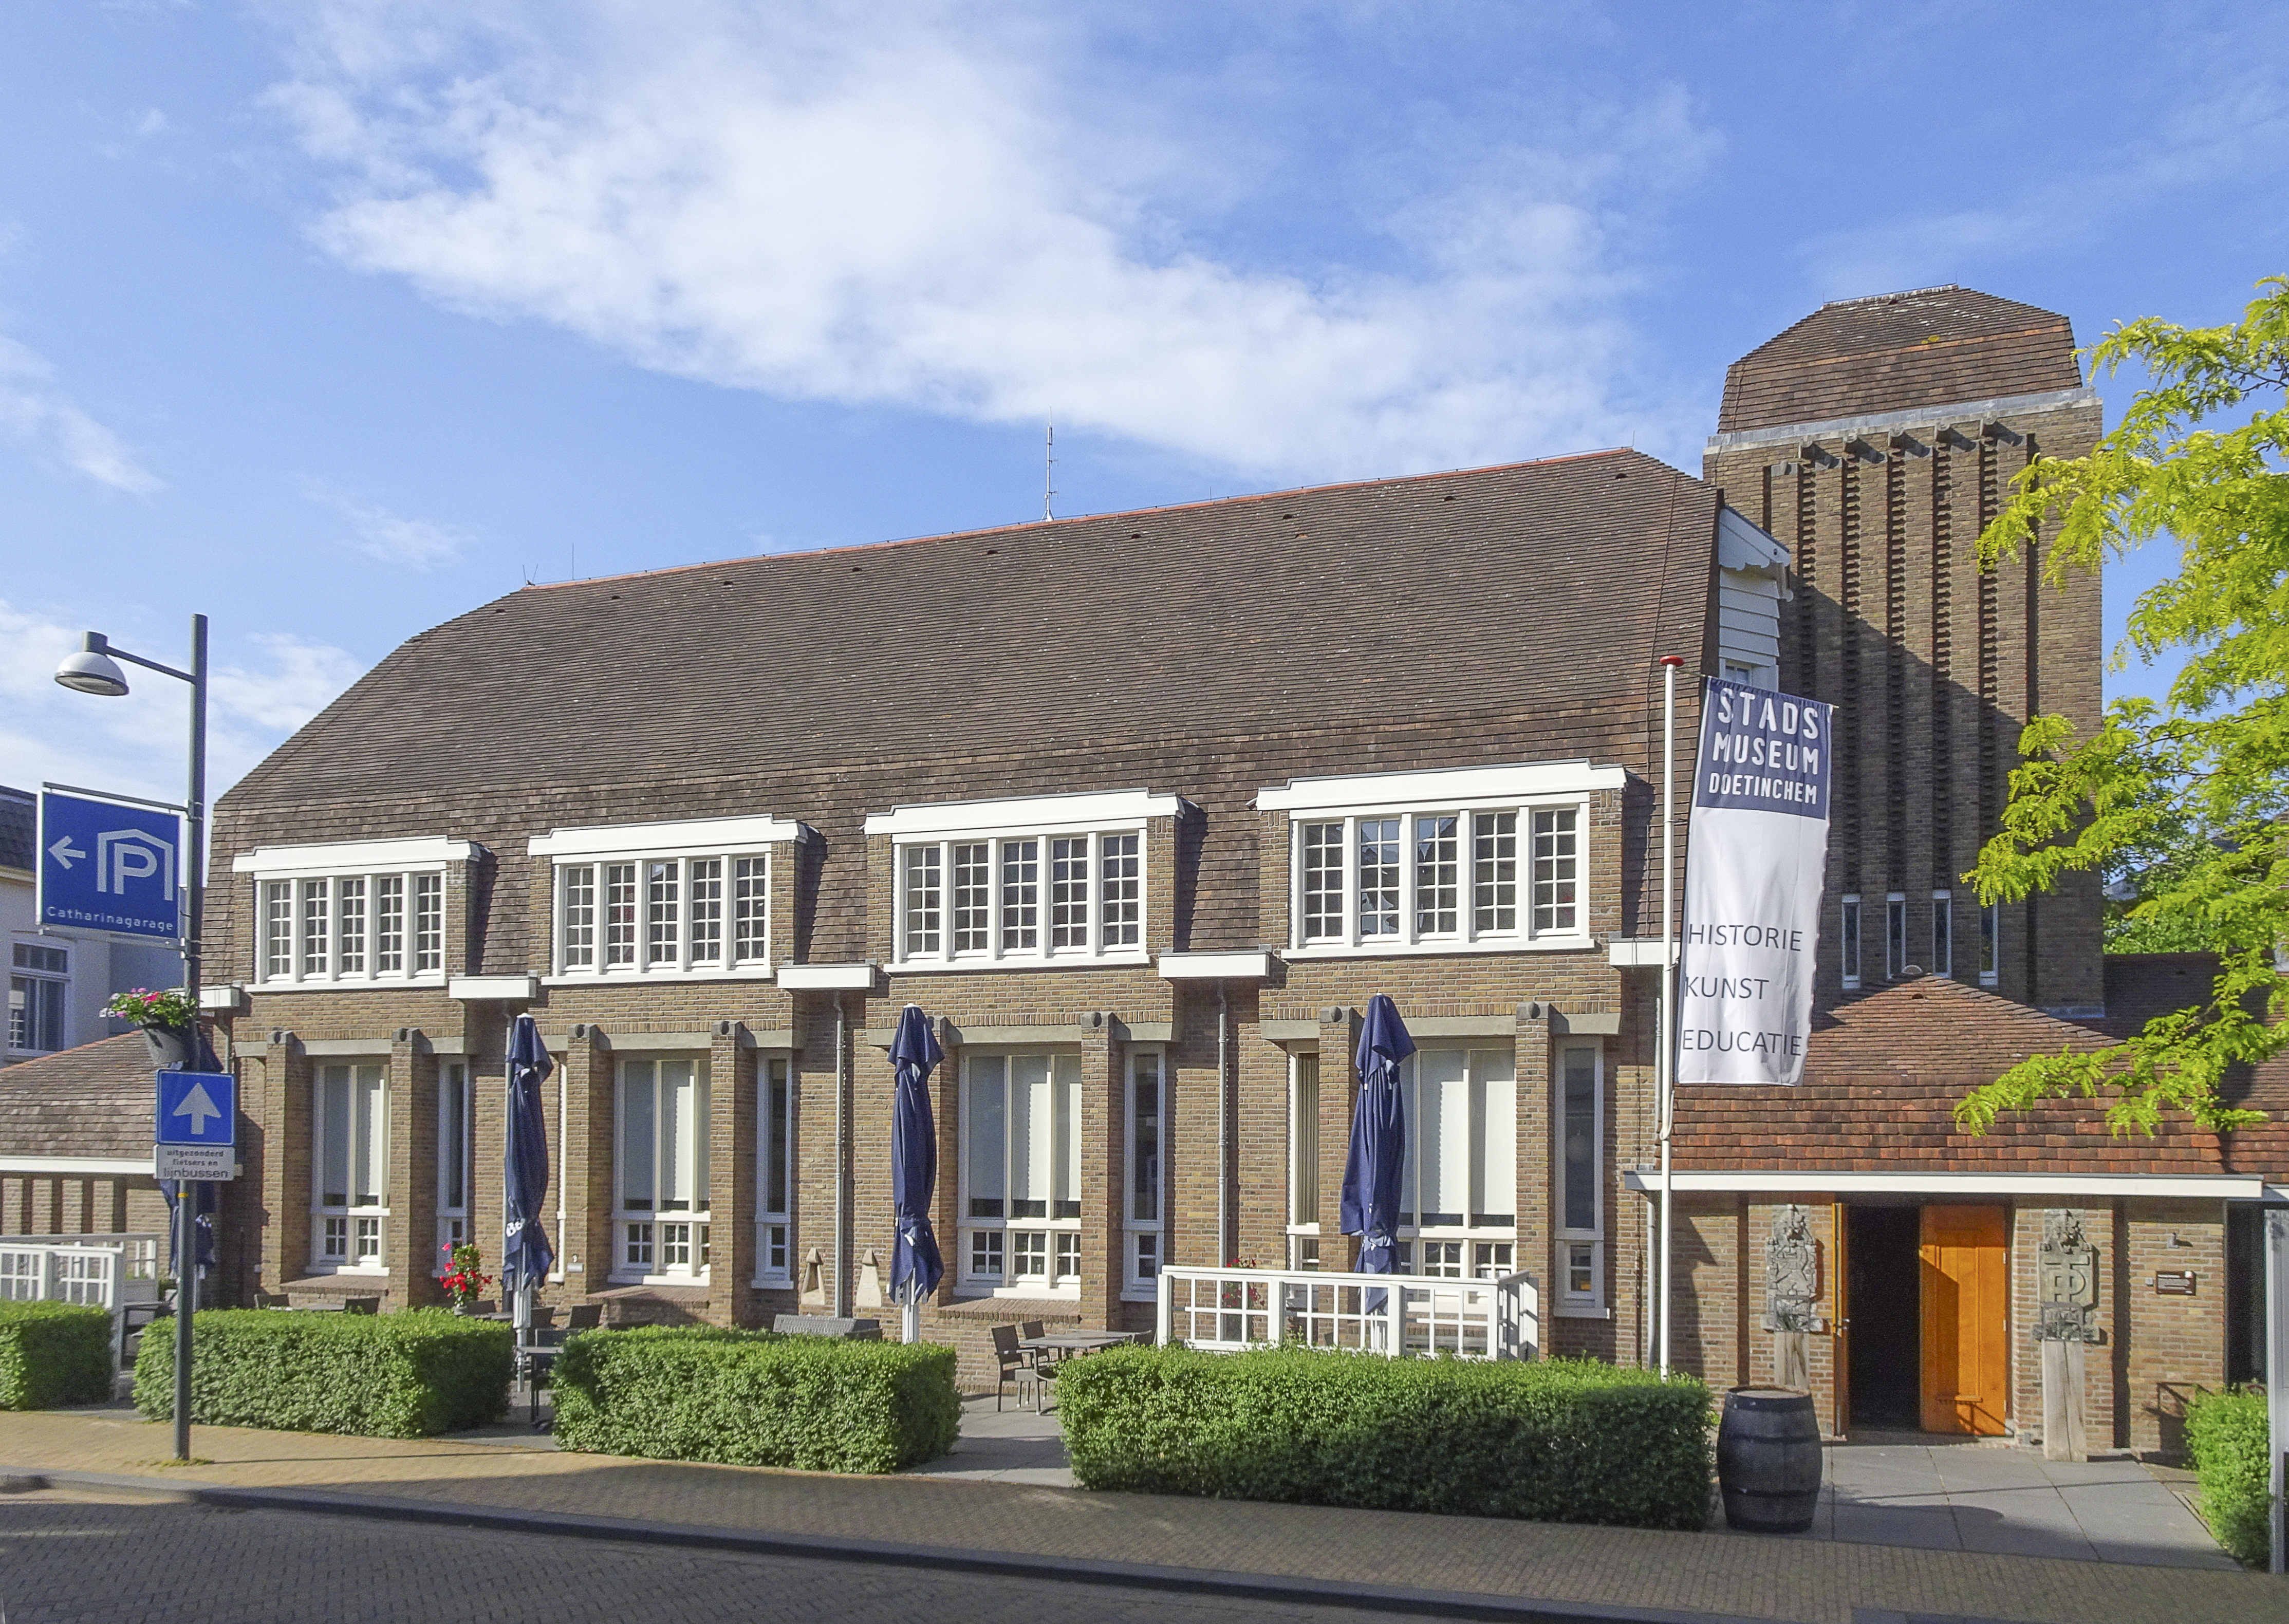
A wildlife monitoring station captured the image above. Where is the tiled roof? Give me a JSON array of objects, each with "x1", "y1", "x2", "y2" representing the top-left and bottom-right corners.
[
  {"x1": 1672, "y1": 976, "x2": 2285, "y2": 1177},
  {"x1": 0, "y1": 785, "x2": 32, "y2": 873},
  {"x1": 1716, "y1": 286, "x2": 2085, "y2": 435},
  {"x1": 0, "y1": 1032, "x2": 155, "y2": 1160},
  {"x1": 216, "y1": 451, "x2": 1721, "y2": 961}
]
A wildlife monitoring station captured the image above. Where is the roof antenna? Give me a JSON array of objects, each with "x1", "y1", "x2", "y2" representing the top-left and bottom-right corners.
[{"x1": 1043, "y1": 420, "x2": 1056, "y2": 521}]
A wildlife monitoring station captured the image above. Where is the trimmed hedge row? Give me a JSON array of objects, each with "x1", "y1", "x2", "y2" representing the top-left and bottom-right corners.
[
  {"x1": 2186, "y1": 1388, "x2": 2269, "y2": 1567},
  {"x1": 133, "y1": 1310, "x2": 511, "y2": 1438},
  {"x1": 550, "y1": 1327, "x2": 959, "y2": 1472},
  {"x1": 1056, "y1": 1346, "x2": 1714, "y2": 1529},
  {"x1": 0, "y1": 1302, "x2": 114, "y2": 1410}
]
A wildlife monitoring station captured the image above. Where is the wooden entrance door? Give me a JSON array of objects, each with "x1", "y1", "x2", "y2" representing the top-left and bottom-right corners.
[{"x1": 1919, "y1": 1204, "x2": 2008, "y2": 1434}]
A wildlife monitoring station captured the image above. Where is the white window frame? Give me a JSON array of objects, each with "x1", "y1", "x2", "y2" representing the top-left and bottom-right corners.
[
  {"x1": 753, "y1": 1055, "x2": 795, "y2": 1287},
  {"x1": 531, "y1": 816, "x2": 799, "y2": 985},
  {"x1": 234, "y1": 838, "x2": 472, "y2": 989},
  {"x1": 313, "y1": 1060, "x2": 389, "y2": 1275},
  {"x1": 1286, "y1": 1051, "x2": 1322, "y2": 1271},
  {"x1": 1258, "y1": 763, "x2": 1618, "y2": 960},
  {"x1": 1839, "y1": 893, "x2": 1863, "y2": 989},
  {"x1": 435, "y1": 1060, "x2": 473, "y2": 1274},
  {"x1": 1930, "y1": 890, "x2": 1953, "y2": 979},
  {"x1": 1123, "y1": 1048, "x2": 1165, "y2": 1299},
  {"x1": 8, "y1": 940, "x2": 70, "y2": 1056},
  {"x1": 1553, "y1": 1042, "x2": 1605, "y2": 1316},
  {"x1": 612, "y1": 1056, "x2": 712, "y2": 1286},
  {"x1": 866, "y1": 791, "x2": 1178, "y2": 972},
  {"x1": 1391, "y1": 1046, "x2": 1517, "y2": 1282},
  {"x1": 957, "y1": 1049, "x2": 1085, "y2": 1299}
]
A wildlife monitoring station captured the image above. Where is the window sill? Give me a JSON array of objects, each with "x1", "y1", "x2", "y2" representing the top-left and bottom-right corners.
[
  {"x1": 308, "y1": 1264, "x2": 389, "y2": 1277},
  {"x1": 750, "y1": 1275, "x2": 794, "y2": 1290},
  {"x1": 1281, "y1": 938, "x2": 1594, "y2": 962},
  {"x1": 257, "y1": 976, "x2": 448, "y2": 993},
  {"x1": 888, "y1": 953, "x2": 1152, "y2": 975},
  {"x1": 608, "y1": 1272, "x2": 713, "y2": 1289},
  {"x1": 952, "y1": 1284, "x2": 1083, "y2": 1301},
  {"x1": 1554, "y1": 1302, "x2": 1612, "y2": 1320},
  {"x1": 545, "y1": 967, "x2": 774, "y2": 988},
  {"x1": 1121, "y1": 1287, "x2": 1159, "y2": 1303}
]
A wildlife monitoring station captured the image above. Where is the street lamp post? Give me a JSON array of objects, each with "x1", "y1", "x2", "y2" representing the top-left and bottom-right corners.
[{"x1": 55, "y1": 616, "x2": 208, "y2": 1463}]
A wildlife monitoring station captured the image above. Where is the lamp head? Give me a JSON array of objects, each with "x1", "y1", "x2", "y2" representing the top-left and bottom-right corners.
[{"x1": 54, "y1": 637, "x2": 129, "y2": 698}]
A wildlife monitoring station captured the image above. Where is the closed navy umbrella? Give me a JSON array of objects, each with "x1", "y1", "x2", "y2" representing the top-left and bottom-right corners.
[
  {"x1": 501, "y1": 1014, "x2": 554, "y2": 1331},
  {"x1": 888, "y1": 1004, "x2": 944, "y2": 1344},
  {"x1": 1342, "y1": 995, "x2": 1415, "y2": 1320}
]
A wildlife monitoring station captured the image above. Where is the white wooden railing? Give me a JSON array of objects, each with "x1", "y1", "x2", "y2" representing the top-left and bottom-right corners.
[
  {"x1": 1156, "y1": 1265, "x2": 1539, "y2": 1360},
  {"x1": 0, "y1": 1234, "x2": 166, "y2": 1367}
]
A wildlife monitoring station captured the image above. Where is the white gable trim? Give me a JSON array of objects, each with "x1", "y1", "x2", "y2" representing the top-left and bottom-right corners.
[
  {"x1": 1256, "y1": 760, "x2": 1625, "y2": 814},
  {"x1": 863, "y1": 789, "x2": 1183, "y2": 840},
  {"x1": 233, "y1": 836, "x2": 479, "y2": 876},
  {"x1": 528, "y1": 814, "x2": 804, "y2": 858}
]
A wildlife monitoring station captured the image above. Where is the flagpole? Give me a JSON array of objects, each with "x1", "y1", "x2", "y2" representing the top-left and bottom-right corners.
[{"x1": 1657, "y1": 655, "x2": 1683, "y2": 1377}]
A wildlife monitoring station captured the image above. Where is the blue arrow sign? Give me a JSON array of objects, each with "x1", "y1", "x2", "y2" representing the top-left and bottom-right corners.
[
  {"x1": 38, "y1": 789, "x2": 183, "y2": 941},
  {"x1": 157, "y1": 1070, "x2": 236, "y2": 1148}
]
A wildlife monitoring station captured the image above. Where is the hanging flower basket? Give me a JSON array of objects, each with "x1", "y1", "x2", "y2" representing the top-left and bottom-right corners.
[{"x1": 106, "y1": 988, "x2": 203, "y2": 1069}]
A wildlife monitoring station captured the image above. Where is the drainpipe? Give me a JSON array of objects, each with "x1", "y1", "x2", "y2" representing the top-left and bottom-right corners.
[
  {"x1": 1216, "y1": 982, "x2": 1230, "y2": 1267},
  {"x1": 833, "y1": 995, "x2": 849, "y2": 1318}
]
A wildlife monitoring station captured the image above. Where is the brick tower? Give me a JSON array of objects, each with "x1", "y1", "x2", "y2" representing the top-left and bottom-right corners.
[{"x1": 1702, "y1": 286, "x2": 2105, "y2": 1016}]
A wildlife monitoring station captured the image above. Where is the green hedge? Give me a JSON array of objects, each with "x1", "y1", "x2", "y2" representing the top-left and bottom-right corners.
[
  {"x1": 2186, "y1": 1388, "x2": 2269, "y2": 1567},
  {"x1": 0, "y1": 1302, "x2": 114, "y2": 1410},
  {"x1": 1056, "y1": 1347, "x2": 1714, "y2": 1529},
  {"x1": 133, "y1": 1310, "x2": 511, "y2": 1438},
  {"x1": 550, "y1": 1327, "x2": 959, "y2": 1472}
]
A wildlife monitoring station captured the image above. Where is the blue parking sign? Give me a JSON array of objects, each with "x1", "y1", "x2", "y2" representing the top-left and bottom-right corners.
[{"x1": 38, "y1": 789, "x2": 183, "y2": 941}]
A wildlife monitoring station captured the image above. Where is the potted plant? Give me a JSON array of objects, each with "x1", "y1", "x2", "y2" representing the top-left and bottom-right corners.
[
  {"x1": 440, "y1": 1241, "x2": 494, "y2": 1314},
  {"x1": 104, "y1": 987, "x2": 209, "y2": 1070}
]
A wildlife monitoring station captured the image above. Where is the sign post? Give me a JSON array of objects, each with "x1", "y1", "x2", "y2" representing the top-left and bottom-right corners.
[
  {"x1": 156, "y1": 1069, "x2": 234, "y2": 1463},
  {"x1": 2265, "y1": 1204, "x2": 2287, "y2": 1576}
]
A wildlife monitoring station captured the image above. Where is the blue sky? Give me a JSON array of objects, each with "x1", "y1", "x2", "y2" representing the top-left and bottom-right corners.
[{"x1": 3, "y1": 1, "x2": 2282, "y2": 805}]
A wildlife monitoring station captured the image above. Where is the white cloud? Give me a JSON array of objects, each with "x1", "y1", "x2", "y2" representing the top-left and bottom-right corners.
[
  {"x1": 0, "y1": 600, "x2": 365, "y2": 802},
  {"x1": 0, "y1": 335, "x2": 162, "y2": 494},
  {"x1": 267, "y1": 2, "x2": 1707, "y2": 479},
  {"x1": 306, "y1": 483, "x2": 475, "y2": 569}
]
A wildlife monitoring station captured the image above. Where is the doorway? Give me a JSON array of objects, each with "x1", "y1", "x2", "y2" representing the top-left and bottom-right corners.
[
  {"x1": 1845, "y1": 1206, "x2": 1921, "y2": 1428},
  {"x1": 1920, "y1": 1204, "x2": 2008, "y2": 1434}
]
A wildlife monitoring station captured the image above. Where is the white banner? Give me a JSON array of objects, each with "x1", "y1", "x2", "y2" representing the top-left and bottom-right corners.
[{"x1": 1677, "y1": 677, "x2": 1834, "y2": 1086}]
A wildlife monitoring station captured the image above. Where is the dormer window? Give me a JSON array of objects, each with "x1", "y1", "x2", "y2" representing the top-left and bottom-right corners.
[
  {"x1": 866, "y1": 790, "x2": 1181, "y2": 970},
  {"x1": 1260, "y1": 761, "x2": 1621, "y2": 958},
  {"x1": 530, "y1": 814, "x2": 802, "y2": 982}
]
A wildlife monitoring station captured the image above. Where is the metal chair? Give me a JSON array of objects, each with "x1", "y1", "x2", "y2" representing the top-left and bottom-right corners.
[{"x1": 989, "y1": 1323, "x2": 1032, "y2": 1411}]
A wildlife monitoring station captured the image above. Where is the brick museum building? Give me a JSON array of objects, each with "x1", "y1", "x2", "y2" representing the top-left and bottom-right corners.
[{"x1": 4, "y1": 284, "x2": 2278, "y2": 1450}]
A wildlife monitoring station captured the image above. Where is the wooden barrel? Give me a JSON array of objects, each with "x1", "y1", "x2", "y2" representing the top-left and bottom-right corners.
[{"x1": 1717, "y1": 1387, "x2": 1822, "y2": 1533}]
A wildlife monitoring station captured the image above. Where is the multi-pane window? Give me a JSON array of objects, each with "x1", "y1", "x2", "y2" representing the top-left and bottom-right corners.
[
  {"x1": 1288, "y1": 805, "x2": 1586, "y2": 950},
  {"x1": 616, "y1": 1057, "x2": 711, "y2": 1282},
  {"x1": 1287, "y1": 1053, "x2": 1320, "y2": 1270},
  {"x1": 553, "y1": 852, "x2": 771, "y2": 976},
  {"x1": 1378, "y1": 1048, "x2": 1520, "y2": 1282},
  {"x1": 1839, "y1": 894, "x2": 1863, "y2": 988},
  {"x1": 895, "y1": 831, "x2": 1150, "y2": 965},
  {"x1": 8, "y1": 943, "x2": 68, "y2": 1054},
  {"x1": 961, "y1": 1052, "x2": 1083, "y2": 1293},
  {"x1": 1930, "y1": 892, "x2": 1953, "y2": 979},
  {"x1": 314, "y1": 1062, "x2": 388, "y2": 1271},
  {"x1": 1554, "y1": 1045, "x2": 1603, "y2": 1308},
  {"x1": 1125, "y1": 1051, "x2": 1163, "y2": 1293},
  {"x1": 756, "y1": 1057, "x2": 794, "y2": 1284},
  {"x1": 254, "y1": 869, "x2": 451, "y2": 985},
  {"x1": 436, "y1": 1062, "x2": 472, "y2": 1271}
]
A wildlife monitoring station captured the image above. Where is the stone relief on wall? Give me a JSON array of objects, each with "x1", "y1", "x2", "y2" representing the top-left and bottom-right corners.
[
  {"x1": 1763, "y1": 1204, "x2": 1820, "y2": 1333},
  {"x1": 2034, "y1": 1208, "x2": 2101, "y2": 1343}
]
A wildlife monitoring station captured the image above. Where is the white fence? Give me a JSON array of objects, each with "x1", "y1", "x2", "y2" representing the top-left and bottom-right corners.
[
  {"x1": 0, "y1": 1234, "x2": 166, "y2": 1366},
  {"x1": 1156, "y1": 1265, "x2": 1539, "y2": 1360}
]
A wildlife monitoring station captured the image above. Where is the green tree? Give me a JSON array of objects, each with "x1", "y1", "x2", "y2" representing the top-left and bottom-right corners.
[{"x1": 1961, "y1": 277, "x2": 2289, "y2": 1135}]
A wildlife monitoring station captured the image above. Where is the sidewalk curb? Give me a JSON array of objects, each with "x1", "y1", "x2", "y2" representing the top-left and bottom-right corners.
[{"x1": 1, "y1": 1466, "x2": 1796, "y2": 1624}]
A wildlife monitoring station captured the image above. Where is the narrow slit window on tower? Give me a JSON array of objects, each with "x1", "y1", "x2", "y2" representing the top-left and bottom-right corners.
[
  {"x1": 1930, "y1": 891, "x2": 1952, "y2": 978},
  {"x1": 1886, "y1": 893, "x2": 1907, "y2": 979},
  {"x1": 1980, "y1": 902, "x2": 2001, "y2": 986},
  {"x1": 1840, "y1": 894, "x2": 1862, "y2": 988}
]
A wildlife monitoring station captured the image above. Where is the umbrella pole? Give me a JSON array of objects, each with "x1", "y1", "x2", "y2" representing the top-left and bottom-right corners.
[{"x1": 902, "y1": 1282, "x2": 920, "y2": 1345}]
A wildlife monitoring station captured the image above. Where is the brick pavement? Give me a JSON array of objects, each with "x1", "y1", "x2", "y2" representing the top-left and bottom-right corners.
[{"x1": 1, "y1": 1409, "x2": 2281, "y2": 1624}]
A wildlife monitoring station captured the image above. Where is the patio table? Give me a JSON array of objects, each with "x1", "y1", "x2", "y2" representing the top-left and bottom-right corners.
[{"x1": 1018, "y1": 1331, "x2": 1136, "y2": 1362}]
